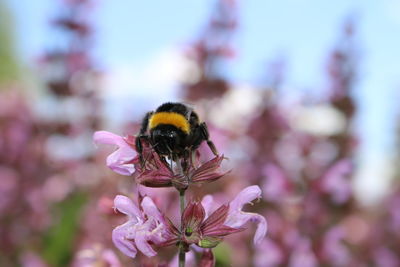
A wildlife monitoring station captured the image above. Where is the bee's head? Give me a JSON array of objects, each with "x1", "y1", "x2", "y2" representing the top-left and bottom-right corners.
[{"x1": 151, "y1": 125, "x2": 183, "y2": 155}]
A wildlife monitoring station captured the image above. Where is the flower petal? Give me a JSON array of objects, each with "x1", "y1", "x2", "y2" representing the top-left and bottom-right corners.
[
  {"x1": 141, "y1": 196, "x2": 164, "y2": 223},
  {"x1": 107, "y1": 154, "x2": 136, "y2": 176},
  {"x1": 134, "y1": 232, "x2": 157, "y2": 257},
  {"x1": 93, "y1": 131, "x2": 127, "y2": 147},
  {"x1": 225, "y1": 185, "x2": 267, "y2": 244},
  {"x1": 201, "y1": 195, "x2": 215, "y2": 218},
  {"x1": 93, "y1": 131, "x2": 137, "y2": 176},
  {"x1": 251, "y1": 213, "x2": 268, "y2": 244},
  {"x1": 229, "y1": 185, "x2": 261, "y2": 212},
  {"x1": 112, "y1": 226, "x2": 137, "y2": 258},
  {"x1": 225, "y1": 211, "x2": 267, "y2": 244},
  {"x1": 114, "y1": 195, "x2": 142, "y2": 220}
]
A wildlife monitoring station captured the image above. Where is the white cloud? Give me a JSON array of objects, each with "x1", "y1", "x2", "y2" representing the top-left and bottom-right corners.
[
  {"x1": 100, "y1": 48, "x2": 199, "y2": 125},
  {"x1": 102, "y1": 48, "x2": 197, "y2": 98},
  {"x1": 289, "y1": 104, "x2": 346, "y2": 136},
  {"x1": 354, "y1": 153, "x2": 396, "y2": 206},
  {"x1": 209, "y1": 85, "x2": 262, "y2": 131}
]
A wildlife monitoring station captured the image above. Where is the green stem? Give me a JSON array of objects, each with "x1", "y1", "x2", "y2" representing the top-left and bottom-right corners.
[
  {"x1": 179, "y1": 190, "x2": 185, "y2": 215},
  {"x1": 179, "y1": 190, "x2": 186, "y2": 267},
  {"x1": 179, "y1": 246, "x2": 185, "y2": 267}
]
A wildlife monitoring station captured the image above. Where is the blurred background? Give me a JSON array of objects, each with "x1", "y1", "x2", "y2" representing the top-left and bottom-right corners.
[{"x1": 1, "y1": 0, "x2": 400, "y2": 266}]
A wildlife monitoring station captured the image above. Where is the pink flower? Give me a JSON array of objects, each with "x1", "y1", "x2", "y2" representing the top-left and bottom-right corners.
[
  {"x1": 202, "y1": 185, "x2": 267, "y2": 245},
  {"x1": 93, "y1": 131, "x2": 137, "y2": 176},
  {"x1": 163, "y1": 186, "x2": 267, "y2": 250},
  {"x1": 112, "y1": 195, "x2": 171, "y2": 258},
  {"x1": 73, "y1": 245, "x2": 121, "y2": 267},
  {"x1": 320, "y1": 159, "x2": 352, "y2": 204},
  {"x1": 94, "y1": 131, "x2": 227, "y2": 189},
  {"x1": 20, "y1": 251, "x2": 47, "y2": 267},
  {"x1": 135, "y1": 146, "x2": 174, "y2": 188},
  {"x1": 254, "y1": 239, "x2": 284, "y2": 267},
  {"x1": 0, "y1": 167, "x2": 18, "y2": 213},
  {"x1": 322, "y1": 226, "x2": 350, "y2": 266},
  {"x1": 289, "y1": 238, "x2": 317, "y2": 267},
  {"x1": 262, "y1": 163, "x2": 292, "y2": 202},
  {"x1": 180, "y1": 201, "x2": 242, "y2": 248},
  {"x1": 373, "y1": 247, "x2": 399, "y2": 267},
  {"x1": 137, "y1": 148, "x2": 227, "y2": 190}
]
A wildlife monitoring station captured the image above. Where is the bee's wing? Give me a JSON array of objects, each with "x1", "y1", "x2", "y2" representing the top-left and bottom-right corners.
[{"x1": 181, "y1": 101, "x2": 195, "y2": 120}]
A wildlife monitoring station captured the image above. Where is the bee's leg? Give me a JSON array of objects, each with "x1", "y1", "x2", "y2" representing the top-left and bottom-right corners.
[
  {"x1": 135, "y1": 135, "x2": 149, "y2": 167},
  {"x1": 181, "y1": 148, "x2": 190, "y2": 171},
  {"x1": 136, "y1": 111, "x2": 153, "y2": 166},
  {"x1": 199, "y1": 122, "x2": 219, "y2": 156}
]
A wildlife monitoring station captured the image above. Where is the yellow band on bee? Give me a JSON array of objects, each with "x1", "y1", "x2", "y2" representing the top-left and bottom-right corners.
[{"x1": 149, "y1": 112, "x2": 190, "y2": 134}]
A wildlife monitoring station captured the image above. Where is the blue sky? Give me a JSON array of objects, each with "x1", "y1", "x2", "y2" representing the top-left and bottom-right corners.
[
  {"x1": 5, "y1": 0, "x2": 400, "y2": 201},
  {"x1": 7, "y1": 0, "x2": 400, "y2": 149}
]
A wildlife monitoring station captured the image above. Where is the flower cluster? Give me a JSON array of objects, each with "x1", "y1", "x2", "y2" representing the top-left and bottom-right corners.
[
  {"x1": 94, "y1": 131, "x2": 227, "y2": 189},
  {"x1": 94, "y1": 130, "x2": 267, "y2": 264},
  {"x1": 161, "y1": 185, "x2": 267, "y2": 250},
  {"x1": 112, "y1": 195, "x2": 172, "y2": 258}
]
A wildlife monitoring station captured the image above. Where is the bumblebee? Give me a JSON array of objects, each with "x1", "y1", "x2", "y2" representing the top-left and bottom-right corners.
[{"x1": 135, "y1": 102, "x2": 218, "y2": 163}]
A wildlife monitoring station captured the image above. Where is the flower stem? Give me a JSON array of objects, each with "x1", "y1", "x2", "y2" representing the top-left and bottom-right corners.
[
  {"x1": 179, "y1": 189, "x2": 186, "y2": 267},
  {"x1": 180, "y1": 190, "x2": 185, "y2": 215}
]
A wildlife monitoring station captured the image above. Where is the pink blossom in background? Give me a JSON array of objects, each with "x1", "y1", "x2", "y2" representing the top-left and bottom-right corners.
[
  {"x1": 20, "y1": 252, "x2": 48, "y2": 267},
  {"x1": 288, "y1": 238, "x2": 317, "y2": 267},
  {"x1": 0, "y1": 167, "x2": 18, "y2": 213},
  {"x1": 320, "y1": 159, "x2": 352, "y2": 204},
  {"x1": 73, "y1": 245, "x2": 121, "y2": 267},
  {"x1": 97, "y1": 195, "x2": 116, "y2": 215},
  {"x1": 262, "y1": 163, "x2": 292, "y2": 202},
  {"x1": 373, "y1": 247, "x2": 399, "y2": 267},
  {"x1": 322, "y1": 226, "x2": 350, "y2": 266},
  {"x1": 388, "y1": 194, "x2": 400, "y2": 233},
  {"x1": 42, "y1": 175, "x2": 73, "y2": 202},
  {"x1": 196, "y1": 126, "x2": 230, "y2": 163},
  {"x1": 253, "y1": 239, "x2": 284, "y2": 267}
]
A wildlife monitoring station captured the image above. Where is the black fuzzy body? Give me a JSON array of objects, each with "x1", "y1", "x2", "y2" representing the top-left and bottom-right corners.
[{"x1": 136, "y1": 102, "x2": 218, "y2": 162}]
